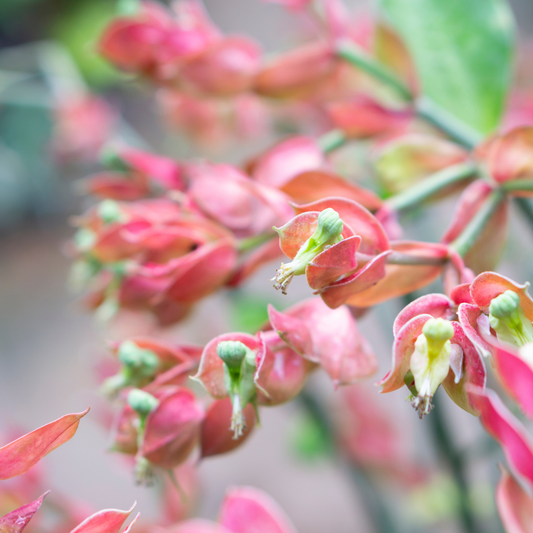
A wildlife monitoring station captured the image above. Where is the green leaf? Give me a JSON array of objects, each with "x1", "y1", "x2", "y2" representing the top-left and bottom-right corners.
[{"x1": 380, "y1": 0, "x2": 515, "y2": 134}]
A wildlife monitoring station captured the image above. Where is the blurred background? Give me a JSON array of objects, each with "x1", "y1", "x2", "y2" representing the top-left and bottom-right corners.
[{"x1": 1, "y1": 1, "x2": 533, "y2": 532}]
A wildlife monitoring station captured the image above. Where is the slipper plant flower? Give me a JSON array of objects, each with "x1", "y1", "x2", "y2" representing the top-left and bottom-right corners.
[
  {"x1": 194, "y1": 332, "x2": 308, "y2": 437},
  {"x1": 379, "y1": 294, "x2": 486, "y2": 417},
  {"x1": 271, "y1": 198, "x2": 453, "y2": 308},
  {"x1": 0, "y1": 492, "x2": 49, "y2": 533},
  {"x1": 0, "y1": 409, "x2": 90, "y2": 480}
]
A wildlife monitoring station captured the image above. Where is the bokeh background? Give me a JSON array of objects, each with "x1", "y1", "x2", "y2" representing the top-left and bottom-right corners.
[{"x1": 1, "y1": 1, "x2": 533, "y2": 532}]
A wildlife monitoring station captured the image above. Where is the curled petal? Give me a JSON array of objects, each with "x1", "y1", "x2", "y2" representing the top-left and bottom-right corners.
[
  {"x1": 457, "y1": 303, "x2": 493, "y2": 358},
  {"x1": 342, "y1": 241, "x2": 449, "y2": 308},
  {"x1": 70, "y1": 503, "x2": 137, "y2": 533},
  {"x1": 142, "y1": 387, "x2": 204, "y2": 469},
  {"x1": 450, "y1": 283, "x2": 474, "y2": 305},
  {"x1": 275, "y1": 212, "x2": 318, "y2": 259},
  {"x1": 200, "y1": 399, "x2": 256, "y2": 459},
  {"x1": 255, "y1": 332, "x2": 308, "y2": 405},
  {"x1": 293, "y1": 197, "x2": 389, "y2": 254},
  {"x1": 306, "y1": 236, "x2": 361, "y2": 290},
  {"x1": 468, "y1": 386, "x2": 533, "y2": 487},
  {"x1": 249, "y1": 136, "x2": 326, "y2": 188},
  {"x1": 195, "y1": 333, "x2": 260, "y2": 399},
  {"x1": 219, "y1": 486, "x2": 298, "y2": 533},
  {"x1": 470, "y1": 271, "x2": 533, "y2": 321},
  {"x1": 0, "y1": 408, "x2": 89, "y2": 480},
  {"x1": 378, "y1": 314, "x2": 431, "y2": 393},
  {"x1": 0, "y1": 492, "x2": 49, "y2": 532},
  {"x1": 393, "y1": 294, "x2": 455, "y2": 337},
  {"x1": 442, "y1": 322, "x2": 487, "y2": 415},
  {"x1": 280, "y1": 171, "x2": 382, "y2": 211},
  {"x1": 496, "y1": 467, "x2": 533, "y2": 533}
]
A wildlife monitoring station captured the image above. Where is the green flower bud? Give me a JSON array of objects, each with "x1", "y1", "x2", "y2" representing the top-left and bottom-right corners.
[
  {"x1": 422, "y1": 318, "x2": 454, "y2": 343},
  {"x1": 98, "y1": 200, "x2": 125, "y2": 225},
  {"x1": 217, "y1": 341, "x2": 248, "y2": 371},
  {"x1": 99, "y1": 146, "x2": 131, "y2": 171},
  {"x1": 489, "y1": 290, "x2": 533, "y2": 348},
  {"x1": 119, "y1": 341, "x2": 159, "y2": 376},
  {"x1": 271, "y1": 208, "x2": 344, "y2": 294},
  {"x1": 128, "y1": 389, "x2": 159, "y2": 417},
  {"x1": 74, "y1": 228, "x2": 97, "y2": 252}
]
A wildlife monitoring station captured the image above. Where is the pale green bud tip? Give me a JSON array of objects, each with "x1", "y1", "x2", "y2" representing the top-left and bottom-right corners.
[
  {"x1": 98, "y1": 200, "x2": 123, "y2": 224},
  {"x1": 489, "y1": 290, "x2": 520, "y2": 319},
  {"x1": 316, "y1": 208, "x2": 343, "y2": 240},
  {"x1": 422, "y1": 318, "x2": 454, "y2": 342},
  {"x1": 217, "y1": 341, "x2": 248, "y2": 370},
  {"x1": 119, "y1": 341, "x2": 159, "y2": 373},
  {"x1": 128, "y1": 389, "x2": 159, "y2": 416}
]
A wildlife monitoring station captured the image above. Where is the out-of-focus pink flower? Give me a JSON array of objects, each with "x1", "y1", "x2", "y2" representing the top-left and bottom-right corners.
[
  {"x1": 185, "y1": 163, "x2": 293, "y2": 238},
  {"x1": 468, "y1": 385, "x2": 533, "y2": 487},
  {"x1": 0, "y1": 409, "x2": 89, "y2": 480},
  {"x1": 52, "y1": 95, "x2": 115, "y2": 163},
  {"x1": 267, "y1": 297, "x2": 377, "y2": 386},
  {"x1": 327, "y1": 96, "x2": 412, "y2": 140},
  {"x1": 379, "y1": 297, "x2": 486, "y2": 417},
  {"x1": 0, "y1": 492, "x2": 48, "y2": 533},
  {"x1": 70, "y1": 504, "x2": 139, "y2": 533},
  {"x1": 496, "y1": 467, "x2": 533, "y2": 533},
  {"x1": 477, "y1": 127, "x2": 533, "y2": 193},
  {"x1": 249, "y1": 136, "x2": 327, "y2": 189},
  {"x1": 179, "y1": 37, "x2": 262, "y2": 97}
]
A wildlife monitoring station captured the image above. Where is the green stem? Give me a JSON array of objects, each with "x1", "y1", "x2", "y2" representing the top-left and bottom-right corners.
[
  {"x1": 415, "y1": 97, "x2": 482, "y2": 150},
  {"x1": 385, "y1": 161, "x2": 477, "y2": 212},
  {"x1": 429, "y1": 393, "x2": 480, "y2": 533},
  {"x1": 298, "y1": 387, "x2": 402, "y2": 533},
  {"x1": 503, "y1": 179, "x2": 533, "y2": 192},
  {"x1": 237, "y1": 231, "x2": 276, "y2": 252},
  {"x1": 336, "y1": 40, "x2": 412, "y2": 102},
  {"x1": 336, "y1": 41, "x2": 483, "y2": 150},
  {"x1": 318, "y1": 128, "x2": 347, "y2": 153},
  {"x1": 450, "y1": 190, "x2": 505, "y2": 257}
]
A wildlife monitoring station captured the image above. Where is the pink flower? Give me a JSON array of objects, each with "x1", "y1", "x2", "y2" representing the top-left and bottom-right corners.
[
  {"x1": 0, "y1": 492, "x2": 48, "y2": 532},
  {"x1": 267, "y1": 297, "x2": 377, "y2": 386},
  {"x1": 379, "y1": 295, "x2": 486, "y2": 417},
  {"x1": 0, "y1": 409, "x2": 89, "y2": 480},
  {"x1": 496, "y1": 467, "x2": 533, "y2": 533}
]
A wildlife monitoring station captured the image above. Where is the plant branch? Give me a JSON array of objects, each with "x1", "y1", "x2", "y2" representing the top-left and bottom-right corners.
[
  {"x1": 514, "y1": 197, "x2": 533, "y2": 229},
  {"x1": 318, "y1": 128, "x2": 348, "y2": 153},
  {"x1": 449, "y1": 190, "x2": 505, "y2": 257},
  {"x1": 237, "y1": 232, "x2": 277, "y2": 252},
  {"x1": 385, "y1": 161, "x2": 477, "y2": 212}
]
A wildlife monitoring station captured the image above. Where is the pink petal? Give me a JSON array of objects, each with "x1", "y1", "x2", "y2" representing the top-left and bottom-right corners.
[
  {"x1": 142, "y1": 387, "x2": 204, "y2": 469},
  {"x1": 200, "y1": 399, "x2": 256, "y2": 459},
  {"x1": 490, "y1": 340, "x2": 533, "y2": 421},
  {"x1": 378, "y1": 314, "x2": 432, "y2": 393},
  {"x1": 450, "y1": 283, "x2": 474, "y2": 305},
  {"x1": 306, "y1": 236, "x2": 361, "y2": 290},
  {"x1": 470, "y1": 272, "x2": 533, "y2": 320},
  {"x1": 293, "y1": 197, "x2": 389, "y2": 254},
  {"x1": 280, "y1": 170, "x2": 382, "y2": 211},
  {"x1": 0, "y1": 408, "x2": 90, "y2": 480},
  {"x1": 392, "y1": 293, "x2": 455, "y2": 336},
  {"x1": 468, "y1": 386, "x2": 533, "y2": 486},
  {"x1": 342, "y1": 241, "x2": 448, "y2": 308},
  {"x1": 219, "y1": 486, "x2": 298, "y2": 533},
  {"x1": 457, "y1": 303, "x2": 494, "y2": 358},
  {"x1": 195, "y1": 334, "x2": 261, "y2": 399},
  {"x1": 274, "y1": 212, "x2": 319, "y2": 259},
  {"x1": 496, "y1": 467, "x2": 533, "y2": 533},
  {"x1": 70, "y1": 503, "x2": 136, "y2": 533},
  {"x1": 442, "y1": 322, "x2": 487, "y2": 415},
  {"x1": 163, "y1": 519, "x2": 233, "y2": 533},
  {"x1": 81, "y1": 172, "x2": 149, "y2": 201},
  {"x1": 255, "y1": 332, "x2": 308, "y2": 405},
  {"x1": 319, "y1": 250, "x2": 391, "y2": 309},
  {"x1": 0, "y1": 492, "x2": 49, "y2": 532}
]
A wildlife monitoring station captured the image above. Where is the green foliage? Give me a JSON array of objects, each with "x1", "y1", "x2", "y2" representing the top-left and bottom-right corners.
[{"x1": 380, "y1": 0, "x2": 515, "y2": 134}]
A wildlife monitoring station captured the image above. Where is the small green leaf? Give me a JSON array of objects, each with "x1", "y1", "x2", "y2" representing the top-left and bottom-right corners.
[{"x1": 380, "y1": 0, "x2": 515, "y2": 134}]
